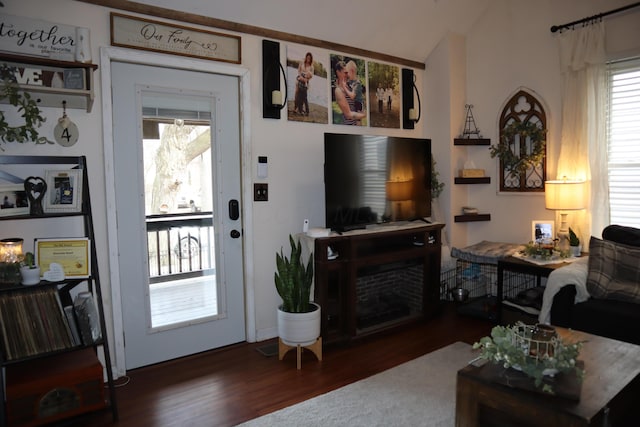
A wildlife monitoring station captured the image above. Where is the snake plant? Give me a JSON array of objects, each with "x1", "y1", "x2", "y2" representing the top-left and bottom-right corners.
[{"x1": 275, "y1": 234, "x2": 314, "y2": 313}]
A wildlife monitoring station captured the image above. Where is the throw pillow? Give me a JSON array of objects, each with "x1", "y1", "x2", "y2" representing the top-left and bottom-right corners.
[
  {"x1": 602, "y1": 224, "x2": 640, "y2": 247},
  {"x1": 587, "y1": 236, "x2": 640, "y2": 303}
]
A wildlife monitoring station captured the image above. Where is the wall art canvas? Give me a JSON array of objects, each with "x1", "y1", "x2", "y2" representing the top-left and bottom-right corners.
[
  {"x1": 330, "y1": 54, "x2": 367, "y2": 126},
  {"x1": 368, "y1": 61, "x2": 400, "y2": 128},
  {"x1": 286, "y1": 45, "x2": 328, "y2": 124}
]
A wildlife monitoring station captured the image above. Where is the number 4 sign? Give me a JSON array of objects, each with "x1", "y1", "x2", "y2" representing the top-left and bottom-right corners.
[{"x1": 54, "y1": 113, "x2": 79, "y2": 147}]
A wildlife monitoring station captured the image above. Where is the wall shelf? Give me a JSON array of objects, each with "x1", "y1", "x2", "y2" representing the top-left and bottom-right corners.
[
  {"x1": 0, "y1": 54, "x2": 97, "y2": 112},
  {"x1": 454, "y1": 177, "x2": 491, "y2": 184},
  {"x1": 453, "y1": 138, "x2": 491, "y2": 146},
  {"x1": 455, "y1": 214, "x2": 491, "y2": 222}
]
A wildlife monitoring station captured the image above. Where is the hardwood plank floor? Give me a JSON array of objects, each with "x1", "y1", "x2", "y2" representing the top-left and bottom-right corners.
[{"x1": 81, "y1": 304, "x2": 493, "y2": 427}]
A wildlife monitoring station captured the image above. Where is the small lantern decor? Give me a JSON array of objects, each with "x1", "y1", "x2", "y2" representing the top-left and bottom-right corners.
[
  {"x1": 0, "y1": 237, "x2": 24, "y2": 285},
  {"x1": 473, "y1": 323, "x2": 584, "y2": 394}
]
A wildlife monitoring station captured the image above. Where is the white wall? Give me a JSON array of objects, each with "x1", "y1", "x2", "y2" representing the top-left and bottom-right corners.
[
  {"x1": 430, "y1": 0, "x2": 640, "y2": 248},
  {"x1": 1, "y1": 0, "x2": 427, "y2": 365},
  {"x1": 3, "y1": 0, "x2": 640, "y2": 372}
]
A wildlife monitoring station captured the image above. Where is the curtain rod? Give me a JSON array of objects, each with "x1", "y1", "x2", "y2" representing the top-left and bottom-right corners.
[{"x1": 550, "y1": 1, "x2": 640, "y2": 33}]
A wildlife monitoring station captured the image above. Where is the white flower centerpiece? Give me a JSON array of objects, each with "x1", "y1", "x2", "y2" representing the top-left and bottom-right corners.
[{"x1": 473, "y1": 323, "x2": 584, "y2": 394}]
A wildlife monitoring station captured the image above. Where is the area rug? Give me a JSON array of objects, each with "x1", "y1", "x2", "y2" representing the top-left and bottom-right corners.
[{"x1": 237, "y1": 341, "x2": 475, "y2": 427}]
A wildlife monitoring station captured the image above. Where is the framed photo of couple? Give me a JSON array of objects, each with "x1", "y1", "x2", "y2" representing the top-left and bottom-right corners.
[{"x1": 44, "y1": 169, "x2": 83, "y2": 213}]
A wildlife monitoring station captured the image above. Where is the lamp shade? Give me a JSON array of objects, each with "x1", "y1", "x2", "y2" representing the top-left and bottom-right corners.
[
  {"x1": 386, "y1": 180, "x2": 413, "y2": 201},
  {"x1": 545, "y1": 180, "x2": 586, "y2": 210}
]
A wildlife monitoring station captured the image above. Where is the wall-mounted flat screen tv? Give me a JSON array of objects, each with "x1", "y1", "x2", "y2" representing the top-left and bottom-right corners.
[{"x1": 324, "y1": 133, "x2": 432, "y2": 232}]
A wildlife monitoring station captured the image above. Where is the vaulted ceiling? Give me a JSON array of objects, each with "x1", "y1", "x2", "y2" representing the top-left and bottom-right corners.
[{"x1": 135, "y1": 0, "x2": 492, "y2": 63}]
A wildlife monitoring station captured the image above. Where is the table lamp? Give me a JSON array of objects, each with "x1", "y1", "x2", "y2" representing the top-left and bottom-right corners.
[{"x1": 544, "y1": 179, "x2": 585, "y2": 251}]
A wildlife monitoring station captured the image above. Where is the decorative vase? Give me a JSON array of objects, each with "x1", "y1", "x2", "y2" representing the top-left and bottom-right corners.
[
  {"x1": 277, "y1": 302, "x2": 321, "y2": 347},
  {"x1": 20, "y1": 266, "x2": 41, "y2": 286}
]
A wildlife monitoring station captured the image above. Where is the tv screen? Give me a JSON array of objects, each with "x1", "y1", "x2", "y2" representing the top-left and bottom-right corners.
[{"x1": 324, "y1": 133, "x2": 432, "y2": 232}]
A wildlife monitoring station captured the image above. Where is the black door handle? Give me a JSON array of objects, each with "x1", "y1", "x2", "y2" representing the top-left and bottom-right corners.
[
  {"x1": 229, "y1": 199, "x2": 239, "y2": 220},
  {"x1": 230, "y1": 229, "x2": 241, "y2": 238}
]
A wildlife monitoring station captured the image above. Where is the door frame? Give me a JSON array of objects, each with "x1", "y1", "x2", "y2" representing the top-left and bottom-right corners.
[{"x1": 100, "y1": 46, "x2": 255, "y2": 377}]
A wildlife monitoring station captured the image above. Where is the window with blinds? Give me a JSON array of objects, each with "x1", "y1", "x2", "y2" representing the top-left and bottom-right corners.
[{"x1": 607, "y1": 58, "x2": 640, "y2": 228}]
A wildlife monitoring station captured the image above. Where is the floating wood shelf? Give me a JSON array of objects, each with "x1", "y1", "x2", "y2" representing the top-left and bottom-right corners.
[
  {"x1": 454, "y1": 214, "x2": 491, "y2": 222},
  {"x1": 454, "y1": 138, "x2": 491, "y2": 146},
  {"x1": 454, "y1": 177, "x2": 491, "y2": 184}
]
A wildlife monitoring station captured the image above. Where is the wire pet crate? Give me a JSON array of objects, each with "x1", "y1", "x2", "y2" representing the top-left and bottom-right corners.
[
  {"x1": 440, "y1": 264, "x2": 457, "y2": 301},
  {"x1": 454, "y1": 259, "x2": 537, "y2": 298}
]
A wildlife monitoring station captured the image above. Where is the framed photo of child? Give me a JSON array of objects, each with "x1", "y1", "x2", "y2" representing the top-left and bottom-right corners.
[{"x1": 44, "y1": 169, "x2": 83, "y2": 213}]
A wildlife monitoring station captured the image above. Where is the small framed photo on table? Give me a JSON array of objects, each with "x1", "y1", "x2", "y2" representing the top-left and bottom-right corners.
[
  {"x1": 0, "y1": 185, "x2": 29, "y2": 217},
  {"x1": 44, "y1": 169, "x2": 83, "y2": 213},
  {"x1": 531, "y1": 220, "x2": 554, "y2": 243},
  {"x1": 35, "y1": 238, "x2": 91, "y2": 279}
]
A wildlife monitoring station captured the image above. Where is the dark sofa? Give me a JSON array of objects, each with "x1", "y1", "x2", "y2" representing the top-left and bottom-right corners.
[{"x1": 550, "y1": 225, "x2": 640, "y2": 345}]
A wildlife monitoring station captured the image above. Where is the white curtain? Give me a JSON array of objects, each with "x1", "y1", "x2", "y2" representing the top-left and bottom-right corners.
[{"x1": 556, "y1": 22, "x2": 608, "y2": 241}]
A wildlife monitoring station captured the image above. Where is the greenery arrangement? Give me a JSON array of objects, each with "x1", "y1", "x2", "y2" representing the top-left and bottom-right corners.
[
  {"x1": 569, "y1": 227, "x2": 580, "y2": 247},
  {"x1": 521, "y1": 241, "x2": 568, "y2": 260},
  {"x1": 489, "y1": 121, "x2": 546, "y2": 178},
  {"x1": 473, "y1": 323, "x2": 584, "y2": 394},
  {"x1": 275, "y1": 235, "x2": 314, "y2": 313},
  {"x1": 431, "y1": 155, "x2": 445, "y2": 199},
  {"x1": 0, "y1": 64, "x2": 52, "y2": 149}
]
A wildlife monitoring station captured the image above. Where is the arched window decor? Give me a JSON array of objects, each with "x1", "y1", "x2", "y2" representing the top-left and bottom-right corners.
[{"x1": 491, "y1": 90, "x2": 547, "y2": 192}]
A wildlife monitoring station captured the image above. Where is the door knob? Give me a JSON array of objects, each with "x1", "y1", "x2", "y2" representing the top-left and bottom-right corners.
[{"x1": 230, "y1": 229, "x2": 241, "y2": 238}]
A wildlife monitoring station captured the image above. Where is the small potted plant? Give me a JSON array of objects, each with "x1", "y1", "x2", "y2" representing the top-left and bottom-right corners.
[
  {"x1": 20, "y1": 251, "x2": 41, "y2": 285},
  {"x1": 569, "y1": 227, "x2": 581, "y2": 257}
]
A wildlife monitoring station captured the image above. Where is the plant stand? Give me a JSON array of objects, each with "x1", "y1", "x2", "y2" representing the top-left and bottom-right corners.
[{"x1": 278, "y1": 337, "x2": 322, "y2": 369}]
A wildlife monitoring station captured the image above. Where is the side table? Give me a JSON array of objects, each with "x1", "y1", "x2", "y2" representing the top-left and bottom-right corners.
[{"x1": 496, "y1": 256, "x2": 572, "y2": 324}]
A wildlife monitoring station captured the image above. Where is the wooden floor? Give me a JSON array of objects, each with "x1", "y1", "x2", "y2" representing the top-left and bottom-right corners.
[{"x1": 81, "y1": 304, "x2": 493, "y2": 427}]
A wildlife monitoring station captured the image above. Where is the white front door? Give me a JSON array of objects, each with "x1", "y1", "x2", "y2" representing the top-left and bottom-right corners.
[{"x1": 111, "y1": 62, "x2": 245, "y2": 369}]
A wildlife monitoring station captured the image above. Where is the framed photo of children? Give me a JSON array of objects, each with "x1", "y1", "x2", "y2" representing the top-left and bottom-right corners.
[
  {"x1": 0, "y1": 185, "x2": 29, "y2": 217},
  {"x1": 368, "y1": 61, "x2": 400, "y2": 128},
  {"x1": 330, "y1": 54, "x2": 367, "y2": 126},
  {"x1": 44, "y1": 169, "x2": 83, "y2": 213}
]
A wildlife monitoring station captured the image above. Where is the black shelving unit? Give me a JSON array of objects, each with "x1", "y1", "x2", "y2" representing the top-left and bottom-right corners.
[{"x1": 0, "y1": 155, "x2": 117, "y2": 426}]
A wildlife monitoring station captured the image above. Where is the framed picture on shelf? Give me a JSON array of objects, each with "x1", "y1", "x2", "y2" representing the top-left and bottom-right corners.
[
  {"x1": 531, "y1": 220, "x2": 554, "y2": 243},
  {"x1": 44, "y1": 169, "x2": 83, "y2": 213},
  {"x1": 35, "y1": 237, "x2": 91, "y2": 279},
  {"x1": 0, "y1": 185, "x2": 30, "y2": 217}
]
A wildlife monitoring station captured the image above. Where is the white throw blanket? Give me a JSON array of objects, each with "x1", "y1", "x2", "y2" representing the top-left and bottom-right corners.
[{"x1": 538, "y1": 256, "x2": 590, "y2": 324}]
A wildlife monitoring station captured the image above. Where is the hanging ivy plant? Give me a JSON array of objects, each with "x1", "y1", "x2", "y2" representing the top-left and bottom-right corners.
[
  {"x1": 0, "y1": 64, "x2": 52, "y2": 150},
  {"x1": 489, "y1": 121, "x2": 546, "y2": 178}
]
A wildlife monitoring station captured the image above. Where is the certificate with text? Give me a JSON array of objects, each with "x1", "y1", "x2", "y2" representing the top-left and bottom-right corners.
[{"x1": 35, "y1": 238, "x2": 91, "y2": 279}]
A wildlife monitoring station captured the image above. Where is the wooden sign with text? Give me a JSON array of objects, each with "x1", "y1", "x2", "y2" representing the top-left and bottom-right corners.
[{"x1": 110, "y1": 13, "x2": 241, "y2": 64}]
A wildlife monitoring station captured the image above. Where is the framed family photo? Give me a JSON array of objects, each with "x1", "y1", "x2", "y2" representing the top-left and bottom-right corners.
[
  {"x1": 44, "y1": 169, "x2": 83, "y2": 213},
  {"x1": 0, "y1": 185, "x2": 30, "y2": 217},
  {"x1": 531, "y1": 220, "x2": 554, "y2": 243}
]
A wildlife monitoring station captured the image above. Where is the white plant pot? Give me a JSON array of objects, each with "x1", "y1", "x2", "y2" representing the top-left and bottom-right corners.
[
  {"x1": 20, "y1": 266, "x2": 41, "y2": 286},
  {"x1": 570, "y1": 245, "x2": 581, "y2": 257},
  {"x1": 277, "y1": 302, "x2": 321, "y2": 347}
]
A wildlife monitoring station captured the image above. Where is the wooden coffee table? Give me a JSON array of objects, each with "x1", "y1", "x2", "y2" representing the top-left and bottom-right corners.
[{"x1": 456, "y1": 328, "x2": 640, "y2": 427}]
